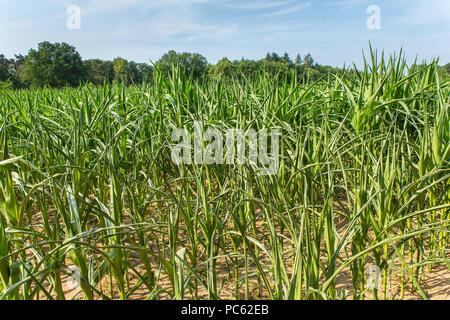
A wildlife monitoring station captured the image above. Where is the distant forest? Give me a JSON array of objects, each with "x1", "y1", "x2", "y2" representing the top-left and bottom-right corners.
[{"x1": 1, "y1": 41, "x2": 449, "y2": 89}]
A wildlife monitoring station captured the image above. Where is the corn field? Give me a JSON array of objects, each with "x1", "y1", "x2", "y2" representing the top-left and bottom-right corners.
[{"x1": 0, "y1": 51, "x2": 448, "y2": 300}]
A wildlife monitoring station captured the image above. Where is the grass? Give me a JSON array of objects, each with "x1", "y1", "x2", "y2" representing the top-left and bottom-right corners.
[{"x1": 0, "y1": 49, "x2": 448, "y2": 300}]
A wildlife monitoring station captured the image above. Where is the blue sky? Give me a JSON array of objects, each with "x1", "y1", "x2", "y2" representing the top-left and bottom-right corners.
[{"x1": 1, "y1": 0, "x2": 449, "y2": 67}]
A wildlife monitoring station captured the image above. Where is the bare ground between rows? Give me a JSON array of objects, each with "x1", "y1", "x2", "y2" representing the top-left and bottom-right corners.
[{"x1": 30, "y1": 209, "x2": 448, "y2": 300}]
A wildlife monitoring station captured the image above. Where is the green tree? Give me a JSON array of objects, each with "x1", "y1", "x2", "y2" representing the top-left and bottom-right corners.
[
  {"x1": 10, "y1": 55, "x2": 26, "y2": 87},
  {"x1": 211, "y1": 57, "x2": 235, "y2": 79},
  {"x1": 294, "y1": 54, "x2": 303, "y2": 66},
  {"x1": 156, "y1": 50, "x2": 207, "y2": 80},
  {"x1": 84, "y1": 59, "x2": 115, "y2": 85},
  {"x1": 444, "y1": 63, "x2": 450, "y2": 75},
  {"x1": 128, "y1": 61, "x2": 153, "y2": 84},
  {"x1": 20, "y1": 42, "x2": 86, "y2": 87},
  {"x1": 12, "y1": 54, "x2": 25, "y2": 72},
  {"x1": 0, "y1": 54, "x2": 11, "y2": 82},
  {"x1": 261, "y1": 59, "x2": 290, "y2": 81},
  {"x1": 136, "y1": 62, "x2": 153, "y2": 82},
  {"x1": 265, "y1": 52, "x2": 281, "y2": 62},
  {"x1": 303, "y1": 53, "x2": 314, "y2": 68},
  {"x1": 113, "y1": 57, "x2": 131, "y2": 84},
  {"x1": 282, "y1": 52, "x2": 294, "y2": 68}
]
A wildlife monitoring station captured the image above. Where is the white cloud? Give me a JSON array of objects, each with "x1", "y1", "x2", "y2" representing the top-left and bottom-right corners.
[
  {"x1": 262, "y1": 2, "x2": 312, "y2": 17},
  {"x1": 81, "y1": 0, "x2": 212, "y2": 15},
  {"x1": 222, "y1": 0, "x2": 296, "y2": 10}
]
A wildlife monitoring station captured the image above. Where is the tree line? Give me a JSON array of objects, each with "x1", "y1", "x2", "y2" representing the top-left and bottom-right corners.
[{"x1": 1, "y1": 41, "x2": 449, "y2": 89}]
